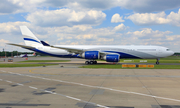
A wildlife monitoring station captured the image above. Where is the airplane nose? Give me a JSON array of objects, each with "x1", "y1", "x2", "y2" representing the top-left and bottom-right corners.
[{"x1": 171, "y1": 51, "x2": 174, "y2": 55}]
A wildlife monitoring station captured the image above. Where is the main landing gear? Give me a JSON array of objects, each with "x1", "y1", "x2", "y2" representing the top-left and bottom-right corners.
[
  {"x1": 85, "y1": 60, "x2": 97, "y2": 65},
  {"x1": 156, "y1": 58, "x2": 160, "y2": 65}
]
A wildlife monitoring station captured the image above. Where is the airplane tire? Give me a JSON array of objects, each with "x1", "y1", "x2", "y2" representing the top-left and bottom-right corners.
[
  {"x1": 90, "y1": 61, "x2": 94, "y2": 65},
  {"x1": 94, "y1": 61, "x2": 97, "y2": 64},
  {"x1": 156, "y1": 62, "x2": 159, "y2": 65},
  {"x1": 85, "y1": 61, "x2": 89, "y2": 65}
]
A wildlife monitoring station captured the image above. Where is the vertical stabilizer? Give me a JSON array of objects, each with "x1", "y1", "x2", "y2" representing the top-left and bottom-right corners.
[{"x1": 20, "y1": 26, "x2": 43, "y2": 47}]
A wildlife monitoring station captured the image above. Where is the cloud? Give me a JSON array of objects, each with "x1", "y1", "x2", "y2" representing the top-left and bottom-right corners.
[
  {"x1": 71, "y1": 0, "x2": 117, "y2": 10},
  {"x1": 111, "y1": 14, "x2": 124, "y2": 23},
  {"x1": 45, "y1": 0, "x2": 117, "y2": 11},
  {"x1": 126, "y1": 9, "x2": 180, "y2": 27},
  {"x1": 127, "y1": 28, "x2": 172, "y2": 39},
  {"x1": 0, "y1": 0, "x2": 45, "y2": 14},
  {"x1": 1, "y1": 0, "x2": 180, "y2": 15},
  {"x1": 0, "y1": 39, "x2": 9, "y2": 47},
  {"x1": 0, "y1": 21, "x2": 30, "y2": 34},
  {"x1": 126, "y1": 12, "x2": 171, "y2": 25},
  {"x1": 44, "y1": 0, "x2": 69, "y2": 7},
  {"x1": 167, "y1": 9, "x2": 180, "y2": 26},
  {"x1": 117, "y1": 0, "x2": 180, "y2": 13},
  {"x1": 26, "y1": 9, "x2": 106, "y2": 27},
  {"x1": 113, "y1": 23, "x2": 126, "y2": 31},
  {"x1": 44, "y1": 0, "x2": 180, "y2": 13},
  {"x1": 0, "y1": 0, "x2": 20, "y2": 14}
]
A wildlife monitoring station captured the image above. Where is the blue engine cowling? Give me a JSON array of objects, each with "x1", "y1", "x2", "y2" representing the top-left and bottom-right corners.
[
  {"x1": 81, "y1": 51, "x2": 99, "y2": 59},
  {"x1": 103, "y1": 54, "x2": 120, "y2": 62}
]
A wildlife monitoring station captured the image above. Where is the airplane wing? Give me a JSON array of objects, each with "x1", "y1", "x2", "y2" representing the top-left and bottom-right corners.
[
  {"x1": 51, "y1": 45, "x2": 119, "y2": 55},
  {"x1": 51, "y1": 45, "x2": 84, "y2": 54},
  {"x1": 7, "y1": 43, "x2": 35, "y2": 49}
]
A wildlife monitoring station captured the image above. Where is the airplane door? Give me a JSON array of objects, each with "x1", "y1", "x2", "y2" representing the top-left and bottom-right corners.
[{"x1": 157, "y1": 47, "x2": 162, "y2": 56}]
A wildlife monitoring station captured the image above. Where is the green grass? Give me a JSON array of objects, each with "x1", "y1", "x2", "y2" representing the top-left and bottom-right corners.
[
  {"x1": 18, "y1": 60, "x2": 70, "y2": 63},
  {"x1": 98, "y1": 56, "x2": 180, "y2": 64},
  {"x1": 120, "y1": 59, "x2": 180, "y2": 63},
  {"x1": 81, "y1": 64, "x2": 180, "y2": 69},
  {"x1": 0, "y1": 64, "x2": 58, "y2": 68},
  {"x1": 82, "y1": 56, "x2": 180, "y2": 69}
]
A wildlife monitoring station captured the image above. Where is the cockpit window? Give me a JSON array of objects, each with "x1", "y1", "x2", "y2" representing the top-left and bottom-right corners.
[{"x1": 166, "y1": 49, "x2": 170, "y2": 51}]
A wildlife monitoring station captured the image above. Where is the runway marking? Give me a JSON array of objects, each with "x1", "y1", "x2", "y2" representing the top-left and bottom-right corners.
[
  {"x1": 2, "y1": 70, "x2": 180, "y2": 103},
  {"x1": 5, "y1": 80, "x2": 12, "y2": 83},
  {"x1": 1, "y1": 79, "x2": 24, "y2": 86},
  {"x1": 29, "y1": 86, "x2": 38, "y2": 89},
  {"x1": 66, "y1": 96, "x2": 81, "y2": 101},
  {"x1": 97, "y1": 104, "x2": 109, "y2": 108},
  {"x1": 8, "y1": 72, "x2": 13, "y2": 74},
  {"x1": 0, "y1": 78, "x2": 109, "y2": 108}
]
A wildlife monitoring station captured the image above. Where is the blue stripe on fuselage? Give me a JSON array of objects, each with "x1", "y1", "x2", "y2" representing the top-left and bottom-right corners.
[{"x1": 24, "y1": 38, "x2": 41, "y2": 44}]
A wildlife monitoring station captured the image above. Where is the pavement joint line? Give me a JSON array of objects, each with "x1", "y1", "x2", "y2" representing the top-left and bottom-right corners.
[
  {"x1": 0, "y1": 77, "x2": 109, "y2": 108},
  {"x1": 3, "y1": 70, "x2": 180, "y2": 103}
]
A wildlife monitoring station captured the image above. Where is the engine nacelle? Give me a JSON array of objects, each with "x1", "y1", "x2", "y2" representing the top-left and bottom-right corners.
[
  {"x1": 102, "y1": 54, "x2": 120, "y2": 62},
  {"x1": 81, "y1": 51, "x2": 100, "y2": 59}
]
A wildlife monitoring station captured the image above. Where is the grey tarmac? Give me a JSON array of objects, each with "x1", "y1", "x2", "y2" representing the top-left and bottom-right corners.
[{"x1": 0, "y1": 57, "x2": 180, "y2": 108}]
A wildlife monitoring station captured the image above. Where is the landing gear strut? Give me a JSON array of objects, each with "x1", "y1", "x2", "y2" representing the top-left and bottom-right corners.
[
  {"x1": 156, "y1": 58, "x2": 159, "y2": 65},
  {"x1": 85, "y1": 60, "x2": 97, "y2": 65}
]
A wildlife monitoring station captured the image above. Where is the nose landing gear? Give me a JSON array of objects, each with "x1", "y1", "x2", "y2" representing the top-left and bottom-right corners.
[{"x1": 156, "y1": 58, "x2": 159, "y2": 65}]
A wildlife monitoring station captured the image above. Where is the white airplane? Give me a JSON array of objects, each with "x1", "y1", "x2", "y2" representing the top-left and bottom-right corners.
[
  {"x1": 8, "y1": 26, "x2": 174, "y2": 65},
  {"x1": 14, "y1": 52, "x2": 36, "y2": 58},
  {"x1": 20, "y1": 52, "x2": 36, "y2": 58}
]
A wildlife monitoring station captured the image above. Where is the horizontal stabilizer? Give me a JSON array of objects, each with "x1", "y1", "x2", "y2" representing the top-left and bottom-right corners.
[
  {"x1": 41, "y1": 41, "x2": 50, "y2": 46},
  {"x1": 7, "y1": 43, "x2": 35, "y2": 49}
]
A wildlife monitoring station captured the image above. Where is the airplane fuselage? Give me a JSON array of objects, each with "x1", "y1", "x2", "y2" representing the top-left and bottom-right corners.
[{"x1": 29, "y1": 45, "x2": 174, "y2": 59}]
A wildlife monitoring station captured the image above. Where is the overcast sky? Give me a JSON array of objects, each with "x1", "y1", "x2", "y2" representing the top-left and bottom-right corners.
[{"x1": 1, "y1": 0, "x2": 180, "y2": 52}]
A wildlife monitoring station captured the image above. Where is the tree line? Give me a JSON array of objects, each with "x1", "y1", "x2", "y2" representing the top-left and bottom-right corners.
[{"x1": 0, "y1": 51, "x2": 47, "y2": 57}]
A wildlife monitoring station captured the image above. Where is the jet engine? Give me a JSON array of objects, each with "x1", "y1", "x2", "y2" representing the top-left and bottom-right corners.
[
  {"x1": 102, "y1": 54, "x2": 120, "y2": 62},
  {"x1": 80, "y1": 51, "x2": 100, "y2": 59}
]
